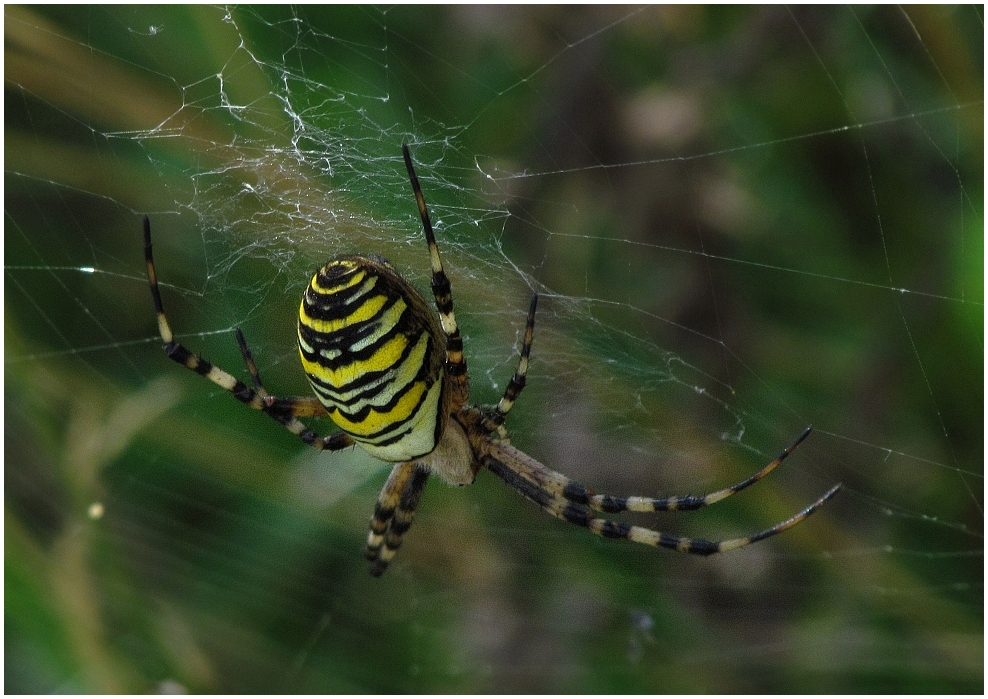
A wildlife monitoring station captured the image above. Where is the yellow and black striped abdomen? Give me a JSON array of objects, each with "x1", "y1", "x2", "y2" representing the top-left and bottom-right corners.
[{"x1": 298, "y1": 255, "x2": 446, "y2": 462}]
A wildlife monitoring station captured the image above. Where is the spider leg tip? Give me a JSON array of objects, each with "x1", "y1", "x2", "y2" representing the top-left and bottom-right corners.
[{"x1": 783, "y1": 426, "x2": 813, "y2": 454}]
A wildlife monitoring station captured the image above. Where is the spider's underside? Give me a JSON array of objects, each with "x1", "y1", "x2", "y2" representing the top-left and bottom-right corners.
[{"x1": 143, "y1": 144, "x2": 841, "y2": 577}]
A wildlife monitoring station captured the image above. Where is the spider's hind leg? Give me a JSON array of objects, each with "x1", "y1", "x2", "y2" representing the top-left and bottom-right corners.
[
  {"x1": 482, "y1": 425, "x2": 817, "y2": 516},
  {"x1": 365, "y1": 462, "x2": 430, "y2": 577},
  {"x1": 575, "y1": 427, "x2": 816, "y2": 514},
  {"x1": 482, "y1": 441, "x2": 841, "y2": 556}
]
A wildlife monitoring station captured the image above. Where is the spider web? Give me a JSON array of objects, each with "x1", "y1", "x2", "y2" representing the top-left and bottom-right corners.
[{"x1": 5, "y1": 5, "x2": 982, "y2": 693}]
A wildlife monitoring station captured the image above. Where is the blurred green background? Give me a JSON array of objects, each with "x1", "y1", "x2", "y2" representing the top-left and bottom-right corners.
[{"x1": 6, "y1": 5, "x2": 982, "y2": 693}]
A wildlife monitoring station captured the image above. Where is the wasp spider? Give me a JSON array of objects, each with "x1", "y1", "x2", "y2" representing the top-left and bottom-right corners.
[{"x1": 142, "y1": 144, "x2": 841, "y2": 577}]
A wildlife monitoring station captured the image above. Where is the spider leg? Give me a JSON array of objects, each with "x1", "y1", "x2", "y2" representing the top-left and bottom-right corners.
[
  {"x1": 233, "y1": 327, "x2": 332, "y2": 418},
  {"x1": 582, "y1": 427, "x2": 817, "y2": 513},
  {"x1": 402, "y1": 143, "x2": 469, "y2": 406},
  {"x1": 143, "y1": 216, "x2": 353, "y2": 452},
  {"x1": 234, "y1": 327, "x2": 268, "y2": 393},
  {"x1": 483, "y1": 443, "x2": 840, "y2": 555},
  {"x1": 495, "y1": 427, "x2": 817, "y2": 515},
  {"x1": 365, "y1": 462, "x2": 430, "y2": 577},
  {"x1": 483, "y1": 294, "x2": 538, "y2": 432}
]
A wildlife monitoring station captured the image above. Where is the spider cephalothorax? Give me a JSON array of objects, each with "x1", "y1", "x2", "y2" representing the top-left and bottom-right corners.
[{"x1": 143, "y1": 144, "x2": 840, "y2": 577}]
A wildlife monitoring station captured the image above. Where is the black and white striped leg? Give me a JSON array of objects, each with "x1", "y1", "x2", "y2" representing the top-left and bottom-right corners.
[
  {"x1": 482, "y1": 293, "x2": 538, "y2": 433},
  {"x1": 365, "y1": 462, "x2": 430, "y2": 577},
  {"x1": 143, "y1": 216, "x2": 353, "y2": 452},
  {"x1": 489, "y1": 426, "x2": 818, "y2": 515},
  {"x1": 576, "y1": 427, "x2": 816, "y2": 514},
  {"x1": 483, "y1": 442, "x2": 841, "y2": 555},
  {"x1": 401, "y1": 144, "x2": 470, "y2": 405},
  {"x1": 233, "y1": 328, "x2": 333, "y2": 418}
]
